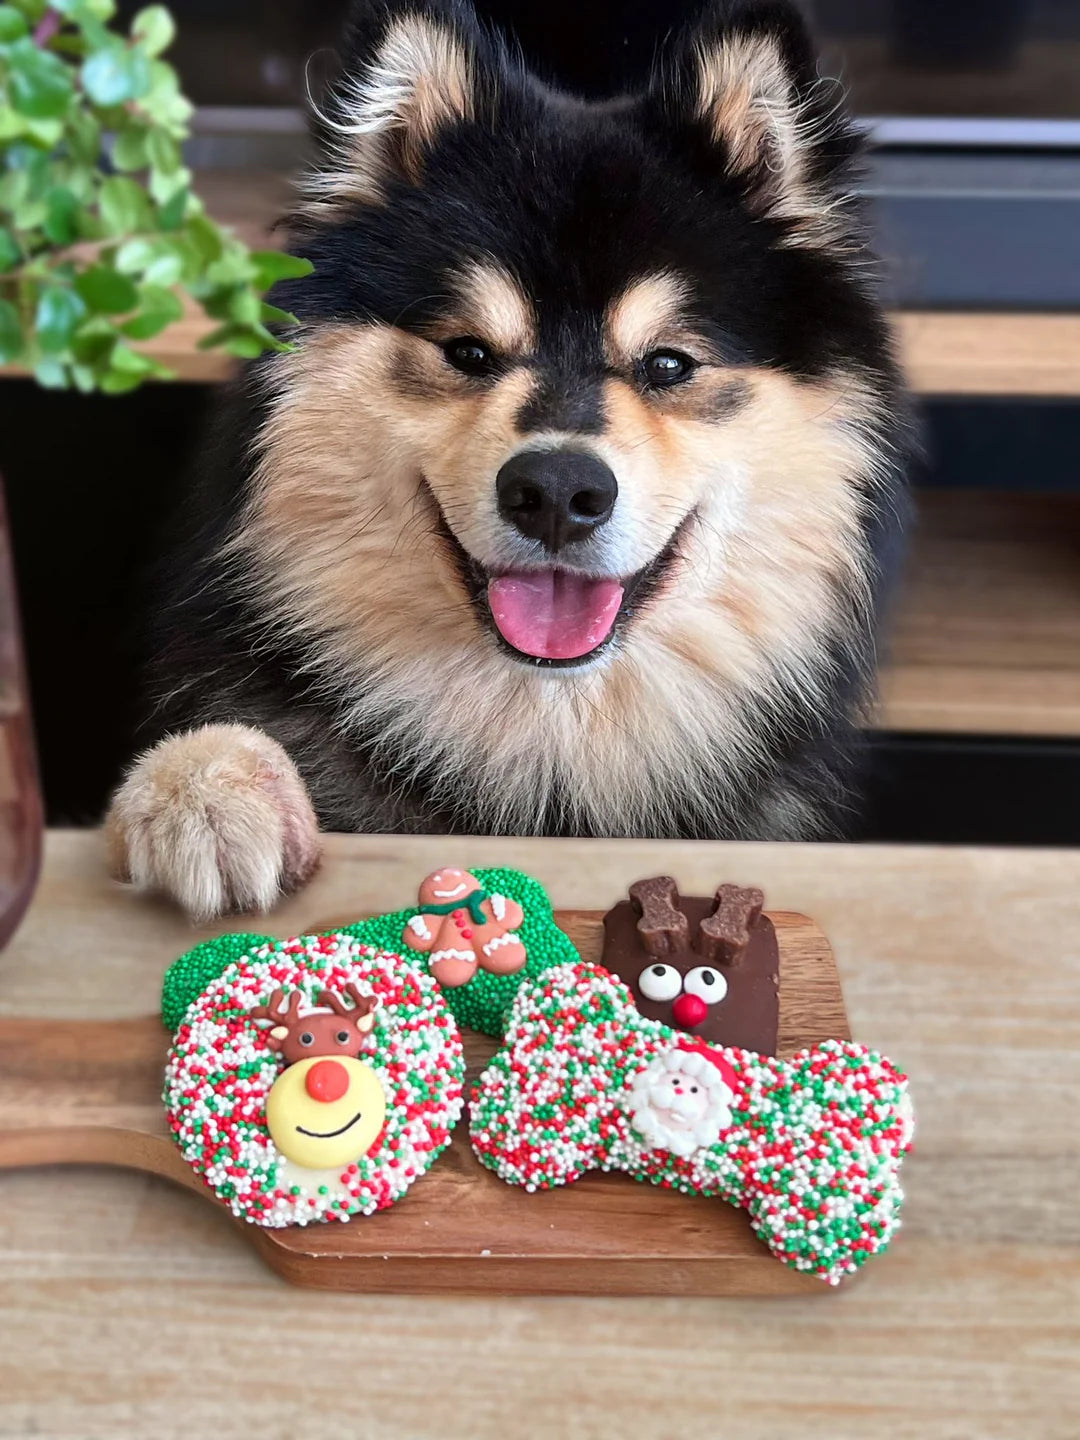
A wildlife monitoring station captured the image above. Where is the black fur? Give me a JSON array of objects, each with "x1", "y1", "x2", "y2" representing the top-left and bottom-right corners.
[{"x1": 141, "y1": 0, "x2": 910, "y2": 840}]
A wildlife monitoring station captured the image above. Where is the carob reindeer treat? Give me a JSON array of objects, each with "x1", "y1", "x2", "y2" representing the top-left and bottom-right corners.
[
  {"x1": 471, "y1": 962, "x2": 913, "y2": 1285},
  {"x1": 603, "y1": 878, "x2": 780, "y2": 1053},
  {"x1": 164, "y1": 934, "x2": 464, "y2": 1227},
  {"x1": 160, "y1": 868, "x2": 580, "y2": 1041}
]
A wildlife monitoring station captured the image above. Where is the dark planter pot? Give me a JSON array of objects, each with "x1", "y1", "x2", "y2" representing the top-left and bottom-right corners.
[{"x1": 0, "y1": 476, "x2": 43, "y2": 950}]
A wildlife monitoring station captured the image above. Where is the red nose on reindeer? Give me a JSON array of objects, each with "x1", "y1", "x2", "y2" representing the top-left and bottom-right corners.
[
  {"x1": 672, "y1": 993, "x2": 708, "y2": 1029},
  {"x1": 306, "y1": 1060, "x2": 350, "y2": 1103}
]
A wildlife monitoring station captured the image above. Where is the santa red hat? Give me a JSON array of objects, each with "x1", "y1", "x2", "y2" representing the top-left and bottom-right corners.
[{"x1": 675, "y1": 1040, "x2": 738, "y2": 1095}]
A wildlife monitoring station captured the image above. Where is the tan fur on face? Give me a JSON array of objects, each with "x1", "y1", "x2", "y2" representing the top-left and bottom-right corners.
[
  {"x1": 605, "y1": 273, "x2": 690, "y2": 366},
  {"x1": 435, "y1": 263, "x2": 537, "y2": 356},
  {"x1": 302, "y1": 14, "x2": 473, "y2": 214},
  {"x1": 233, "y1": 319, "x2": 884, "y2": 838}
]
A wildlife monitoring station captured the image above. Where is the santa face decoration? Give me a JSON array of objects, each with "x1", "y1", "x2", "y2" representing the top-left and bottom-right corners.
[
  {"x1": 602, "y1": 878, "x2": 780, "y2": 1055},
  {"x1": 470, "y1": 961, "x2": 914, "y2": 1286},
  {"x1": 626, "y1": 1047, "x2": 736, "y2": 1158}
]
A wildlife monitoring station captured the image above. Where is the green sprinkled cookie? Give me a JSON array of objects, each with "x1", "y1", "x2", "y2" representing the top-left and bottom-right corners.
[
  {"x1": 161, "y1": 867, "x2": 578, "y2": 1037},
  {"x1": 340, "y1": 867, "x2": 579, "y2": 1035}
]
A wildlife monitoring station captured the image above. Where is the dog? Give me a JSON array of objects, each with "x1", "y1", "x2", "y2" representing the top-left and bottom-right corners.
[{"x1": 105, "y1": 0, "x2": 910, "y2": 920}]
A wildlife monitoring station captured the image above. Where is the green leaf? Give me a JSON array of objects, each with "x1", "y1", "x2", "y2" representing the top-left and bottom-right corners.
[
  {"x1": 111, "y1": 123, "x2": 149, "y2": 171},
  {"x1": 81, "y1": 42, "x2": 151, "y2": 106},
  {"x1": 226, "y1": 288, "x2": 261, "y2": 325},
  {"x1": 65, "y1": 108, "x2": 101, "y2": 165},
  {"x1": 34, "y1": 356, "x2": 69, "y2": 387},
  {"x1": 98, "y1": 174, "x2": 149, "y2": 234},
  {"x1": 156, "y1": 181, "x2": 187, "y2": 229},
  {"x1": 249, "y1": 249, "x2": 315, "y2": 289},
  {"x1": 146, "y1": 126, "x2": 179, "y2": 173},
  {"x1": 0, "y1": 166, "x2": 28, "y2": 209},
  {"x1": 118, "y1": 282, "x2": 182, "y2": 338},
  {"x1": 0, "y1": 298, "x2": 22, "y2": 363},
  {"x1": 0, "y1": 107, "x2": 28, "y2": 141},
  {"x1": 0, "y1": 226, "x2": 20, "y2": 272},
  {"x1": 131, "y1": 4, "x2": 174, "y2": 57},
  {"x1": 74, "y1": 263, "x2": 138, "y2": 313},
  {"x1": 114, "y1": 236, "x2": 154, "y2": 273},
  {"x1": 260, "y1": 302, "x2": 299, "y2": 326},
  {"x1": 71, "y1": 319, "x2": 118, "y2": 363},
  {"x1": 148, "y1": 161, "x2": 188, "y2": 204},
  {"x1": 184, "y1": 212, "x2": 223, "y2": 265},
  {"x1": 142, "y1": 249, "x2": 181, "y2": 286},
  {"x1": 6, "y1": 36, "x2": 74, "y2": 119},
  {"x1": 43, "y1": 186, "x2": 79, "y2": 244},
  {"x1": 0, "y1": 5, "x2": 29, "y2": 41},
  {"x1": 35, "y1": 284, "x2": 86, "y2": 353}
]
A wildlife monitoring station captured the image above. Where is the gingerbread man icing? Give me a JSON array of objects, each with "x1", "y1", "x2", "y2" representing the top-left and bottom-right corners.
[{"x1": 402, "y1": 868, "x2": 526, "y2": 987}]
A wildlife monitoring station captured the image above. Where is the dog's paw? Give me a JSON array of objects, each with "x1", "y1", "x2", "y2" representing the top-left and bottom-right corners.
[{"x1": 104, "y1": 723, "x2": 322, "y2": 921}]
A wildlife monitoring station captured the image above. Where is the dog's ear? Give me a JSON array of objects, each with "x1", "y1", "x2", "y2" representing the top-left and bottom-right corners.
[
  {"x1": 645, "y1": 0, "x2": 859, "y2": 244},
  {"x1": 302, "y1": 1, "x2": 485, "y2": 215}
]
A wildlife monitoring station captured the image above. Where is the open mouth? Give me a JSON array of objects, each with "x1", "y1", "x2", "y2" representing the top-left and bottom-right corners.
[
  {"x1": 296, "y1": 1112, "x2": 363, "y2": 1140},
  {"x1": 426, "y1": 488, "x2": 685, "y2": 669}
]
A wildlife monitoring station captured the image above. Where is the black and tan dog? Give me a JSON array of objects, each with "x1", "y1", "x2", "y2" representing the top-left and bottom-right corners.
[{"x1": 106, "y1": 0, "x2": 909, "y2": 918}]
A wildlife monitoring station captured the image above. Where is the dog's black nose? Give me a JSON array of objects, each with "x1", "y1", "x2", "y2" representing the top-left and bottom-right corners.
[{"x1": 496, "y1": 449, "x2": 618, "y2": 551}]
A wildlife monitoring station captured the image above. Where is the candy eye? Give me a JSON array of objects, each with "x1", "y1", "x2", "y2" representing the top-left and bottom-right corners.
[
  {"x1": 641, "y1": 349, "x2": 695, "y2": 388},
  {"x1": 299, "y1": 1031, "x2": 315, "y2": 1046},
  {"x1": 336, "y1": 1030, "x2": 350, "y2": 1044},
  {"x1": 638, "y1": 963, "x2": 682, "y2": 1002},
  {"x1": 444, "y1": 336, "x2": 495, "y2": 375},
  {"x1": 682, "y1": 966, "x2": 728, "y2": 1004}
]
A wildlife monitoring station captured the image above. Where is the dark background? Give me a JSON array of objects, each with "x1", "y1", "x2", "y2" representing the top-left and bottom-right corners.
[{"x1": 3, "y1": 0, "x2": 1078, "y2": 843}]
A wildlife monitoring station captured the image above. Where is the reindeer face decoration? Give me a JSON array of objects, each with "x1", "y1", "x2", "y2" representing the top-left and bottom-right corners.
[
  {"x1": 601, "y1": 878, "x2": 781, "y2": 1055},
  {"x1": 252, "y1": 985, "x2": 387, "y2": 1170}
]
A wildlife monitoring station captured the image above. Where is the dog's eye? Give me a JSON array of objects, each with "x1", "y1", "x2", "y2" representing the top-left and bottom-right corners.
[
  {"x1": 641, "y1": 350, "x2": 695, "y2": 388},
  {"x1": 444, "y1": 337, "x2": 495, "y2": 375}
]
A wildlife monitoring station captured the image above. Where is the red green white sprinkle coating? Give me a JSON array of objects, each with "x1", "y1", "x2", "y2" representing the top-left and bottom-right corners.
[
  {"x1": 164, "y1": 934, "x2": 464, "y2": 1228},
  {"x1": 470, "y1": 962, "x2": 914, "y2": 1284}
]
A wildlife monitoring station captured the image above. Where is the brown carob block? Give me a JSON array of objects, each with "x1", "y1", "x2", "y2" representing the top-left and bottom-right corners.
[{"x1": 602, "y1": 878, "x2": 780, "y2": 1054}]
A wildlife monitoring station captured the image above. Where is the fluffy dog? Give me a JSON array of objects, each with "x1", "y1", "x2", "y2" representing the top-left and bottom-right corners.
[{"x1": 106, "y1": 0, "x2": 909, "y2": 919}]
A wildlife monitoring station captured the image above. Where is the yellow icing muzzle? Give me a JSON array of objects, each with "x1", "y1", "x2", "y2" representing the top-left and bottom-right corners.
[{"x1": 265, "y1": 1055, "x2": 387, "y2": 1170}]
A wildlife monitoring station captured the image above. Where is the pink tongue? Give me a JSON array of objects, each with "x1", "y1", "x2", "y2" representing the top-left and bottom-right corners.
[{"x1": 488, "y1": 571, "x2": 624, "y2": 660}]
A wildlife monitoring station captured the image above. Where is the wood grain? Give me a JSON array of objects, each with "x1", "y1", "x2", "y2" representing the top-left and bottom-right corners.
[
  {"x1": 879, "y1": 490, "x2": 1080, "y2": 737},
  {"x1": 1, "y1": 832, "x2": 1078, "y2": 1437},
  {"x1": 0, "y1": 909, "x2": 846, "y2": 1298}
]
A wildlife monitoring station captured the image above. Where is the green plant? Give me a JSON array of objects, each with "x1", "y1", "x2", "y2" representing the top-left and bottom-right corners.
[{"x1": 0, "y1": 0, "x2": 311, "y2": 391}]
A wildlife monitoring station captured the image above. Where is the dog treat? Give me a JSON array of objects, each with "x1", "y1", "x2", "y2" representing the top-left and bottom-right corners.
[
  {"x1": 164, "y1": 933, "x2": 464, "y2": 1227},
  {"x1": 402, "y1": 867, "x2": 527, "y2": 987},
  {"x1": 340, "y1": 866, "x2": 579, "y2": 1036},
  {"x1": 160, "y1": 868, "x2": 580, "y2": 1040},
  {"x1": 602, "y1": 878, "x2": 779, "y2": 1052},
  {"x1": 471, "y1": 963, "x2": 913, "y2": 1285}
]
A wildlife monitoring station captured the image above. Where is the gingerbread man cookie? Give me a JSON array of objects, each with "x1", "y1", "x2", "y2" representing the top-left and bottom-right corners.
[{"x1": 402, "y1": 868, "x2": 526, "y2": 987}]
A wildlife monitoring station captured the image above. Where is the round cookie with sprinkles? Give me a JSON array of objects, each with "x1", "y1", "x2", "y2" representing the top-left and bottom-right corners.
[
  {"x1": 470, "y1": 962, "x2": 914, "y2": 1285},
  {"x1": 164, "y1": 933, "x2": 464, "y2": 1228}
]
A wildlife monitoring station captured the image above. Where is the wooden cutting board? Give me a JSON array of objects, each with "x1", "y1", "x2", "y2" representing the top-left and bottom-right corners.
[{"x1": 0, "y1": 908, "x2": 848, "y2": 1296}]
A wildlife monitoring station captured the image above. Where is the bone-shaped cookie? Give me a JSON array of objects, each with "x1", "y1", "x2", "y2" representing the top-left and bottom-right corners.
[{"x1": 470, "y1": 962, "x2": 913, "y2": 1285}]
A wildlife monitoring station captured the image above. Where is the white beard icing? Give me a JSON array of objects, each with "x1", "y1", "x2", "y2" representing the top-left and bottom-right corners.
[{"x1": 626, "y1": 1047, "x2": 733, "y2": 1159}]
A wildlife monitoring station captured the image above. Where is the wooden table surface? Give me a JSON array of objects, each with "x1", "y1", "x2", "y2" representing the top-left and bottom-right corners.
[{"x1": 1, "y1": 831, "x2": 1078, "y2": 1439}]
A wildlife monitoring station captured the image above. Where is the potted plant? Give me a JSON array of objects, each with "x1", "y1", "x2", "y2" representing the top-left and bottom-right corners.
[{"x1": 0, "y1": 0, "x2": 310, "y2": 942}]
